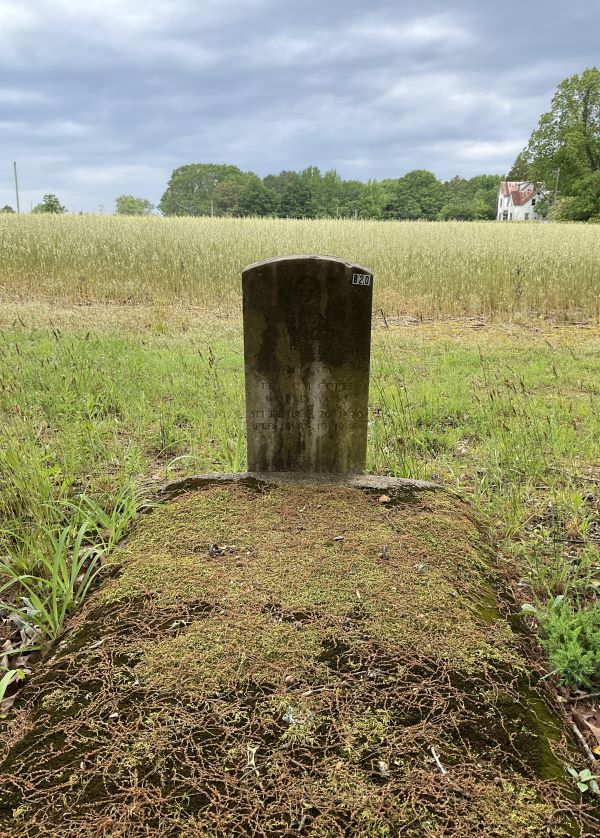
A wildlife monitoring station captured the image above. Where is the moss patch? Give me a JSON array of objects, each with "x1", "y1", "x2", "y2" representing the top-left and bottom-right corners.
[{"x1": 0, "y1": 482, "x2": 587, "y2": 836}]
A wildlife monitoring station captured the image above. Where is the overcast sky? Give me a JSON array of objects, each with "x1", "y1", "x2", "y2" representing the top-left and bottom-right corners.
[{"x1": 1, "y1": 0, "x2": 598, "y2": 213}]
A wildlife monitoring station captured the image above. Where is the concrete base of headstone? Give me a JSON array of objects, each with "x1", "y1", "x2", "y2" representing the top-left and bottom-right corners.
[
  {"x1": 0, "y1": 476, "x2": 582, "y2": 836},
  {"x1": 160, "y1": 470, "x2": 439, "y2": 499}
]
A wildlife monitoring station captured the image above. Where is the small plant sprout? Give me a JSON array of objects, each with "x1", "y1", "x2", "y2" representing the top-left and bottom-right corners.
[
  {"x1": 0, "y1": 487, "x2": 147, "y2": 643},
  {"x1": 0, "y1": 521, "x2": 101, "y2": 641},
  {"x1": 567, "y1": 766, "x2": 600, "y2": 795},
  {"x1": 67, "y1": 483, "x2": 147, "y2": 550},
  {"x1": 520, "y1": 594, "x2": 565, "y2": 619},
  {"x1": 0, "y1": 669, "x2": 26, "y2": 717},
  {"x1": 520, "y1": 594, "x2": 600, "y2": 689}
]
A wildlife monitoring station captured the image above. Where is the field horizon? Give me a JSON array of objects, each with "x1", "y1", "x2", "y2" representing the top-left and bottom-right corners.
[{"x1": 2, "y1": 213, "x2": 600, "y2": 321}]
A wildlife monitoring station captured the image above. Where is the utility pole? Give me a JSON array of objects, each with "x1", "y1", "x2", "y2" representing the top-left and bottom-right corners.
[
  {"x1": 13, "y1": 161, "x2": 20, "y2": 213},
  {"x1": 554, "y1": 167, "x2": 560, "y2": 197}
]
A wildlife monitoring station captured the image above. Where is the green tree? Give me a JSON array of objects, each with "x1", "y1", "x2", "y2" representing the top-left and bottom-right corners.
[
  {"x1": 360, "y1": 180, "x2": 386, "y2": 219},
  {"x1": 438, "y1": 197, "x2": 477, "y2": 221},
  {"x1": 0, "y1": 205, "x2": 15, "y2": 213},
  {"x1": 513, "y1": 67, "x2": 600, "y2": 203},
  {"x1": 265, "y1": 171, "x2": 311, "y2": 218},
  {"x1": 339, "y1": 179, "x2": 369, "y2": 218},
  {"x1": 298, "y1": 166, "x2": 322, "y2": 218},
  {"x1": 438, "y1": 174, "x2": 501, "y2": 220},
  {"x1": 551, "y1": 171, "x2": 600, "y2": 221},
  {"x1": 238, "y1": 178, "x2": 277, "y2": 216},
  {"x1": 466, "y1": 175, "x2": 501, "y2": 218},
  {"x1": 213, "y1": 173, "x2": 277, "y2": 217},
  {"x1": 159, "y1": 163, "x2": 247, "y2": 216},
  {"x1": 382, "y1": 170, "x2": 445, "y2": 220},
  {"x1": 32, "y1": 194, "x2": 65, "y2": 214},
  {"x1": 115, "y1": 195, "x2": 154, "y2": 215},
  {"x1": 382, "y1": 185, "x2": 421, "y2": 219},
  {"x1": 213, "y1": 179, "x2": 244, "y2": 215},
  {"x1": 507, "y1": 152, "x2": 530, "y2": 180},
  {"x1": 315, "y1": 169, "x2": 345, "y2": 217},
  {"x1": 296, "y1": 167, "x2": 348, "y2": 217}
]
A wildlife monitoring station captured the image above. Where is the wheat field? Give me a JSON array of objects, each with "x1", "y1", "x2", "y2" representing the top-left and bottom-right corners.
[{"x1": 1, "y1": 213, "x2": 599, "y2": 318}]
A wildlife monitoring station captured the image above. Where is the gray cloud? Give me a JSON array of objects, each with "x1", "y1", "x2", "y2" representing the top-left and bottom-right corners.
[{"x1": 1, "y1": 0, "x2": 598, "y2": 212}]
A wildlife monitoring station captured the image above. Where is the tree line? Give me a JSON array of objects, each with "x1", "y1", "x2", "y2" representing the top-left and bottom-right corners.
[
  {"x1": 156, "y1": 165, "x2": 500, "y2": 221},
  {"x1": 0, "y1": 171, "x2": 501, "y2": 220}
]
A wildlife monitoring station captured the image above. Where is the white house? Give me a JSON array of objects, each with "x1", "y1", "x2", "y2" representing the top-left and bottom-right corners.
[{"x1": 497, "y1": 182, "x2": 544, "y2": 221}]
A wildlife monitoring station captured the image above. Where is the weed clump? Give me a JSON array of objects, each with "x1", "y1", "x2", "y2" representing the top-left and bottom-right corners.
[{"x1": 539, "y1": 600, "x2": 600, "y2": 688}]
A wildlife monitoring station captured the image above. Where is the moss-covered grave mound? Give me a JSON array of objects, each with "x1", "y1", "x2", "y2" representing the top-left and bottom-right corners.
[{"x1": 0, "y1": 479, "x2": 587, "y2": 836}]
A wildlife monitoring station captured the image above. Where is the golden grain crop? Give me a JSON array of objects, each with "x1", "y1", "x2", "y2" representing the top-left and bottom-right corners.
[{"x1": 1, "y1": 213, "x2": 599, "y2": 318}]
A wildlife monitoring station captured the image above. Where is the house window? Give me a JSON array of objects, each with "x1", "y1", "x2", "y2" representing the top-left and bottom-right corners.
[
  {"x1": 509, "y1": 212, "x2": 512, "y2": 220},
  {"x1": 531, "y1": 198, "x2": 536, "y2": 206},
  {"x1": 524, "y1": 213, "x2": 529, "y2": 220}
]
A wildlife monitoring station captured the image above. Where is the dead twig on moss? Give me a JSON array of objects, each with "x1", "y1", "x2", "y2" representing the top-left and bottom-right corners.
[
  {"x1": 430, "y1": 746, "x2": 447, "y2": 775},
  {"x1": 570, "y1": 721, "x2": 598, "y2": 764}
]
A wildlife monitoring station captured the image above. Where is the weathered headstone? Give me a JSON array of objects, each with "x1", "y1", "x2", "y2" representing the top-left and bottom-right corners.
[{"x1": 242, "y1": 255, "x2": 373, "y2": 473}]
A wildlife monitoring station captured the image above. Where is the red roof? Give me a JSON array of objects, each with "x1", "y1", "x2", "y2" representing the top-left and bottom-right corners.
[{"x1": 500, "y1": 181, "x2": 539, "y2": 206}]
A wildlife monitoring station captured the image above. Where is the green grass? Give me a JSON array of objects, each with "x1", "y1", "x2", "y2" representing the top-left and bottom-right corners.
[
  {"x1": 2, "y1": 213, "x2": 600, "y2": 318},
  {"x1": 1, "y1": 307, "x2": 598, "y2": 687},
  {"x1": 1, "y1": 195, "x2": 600, "y2": 691},
  {"x1": 0, "y1": 485, "x2": 143, "y2": 644}
]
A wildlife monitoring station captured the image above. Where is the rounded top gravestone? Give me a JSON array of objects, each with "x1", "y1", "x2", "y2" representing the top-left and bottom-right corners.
[{"x1": 242, "y1": 255, "x2": 373, "y2": 473}]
